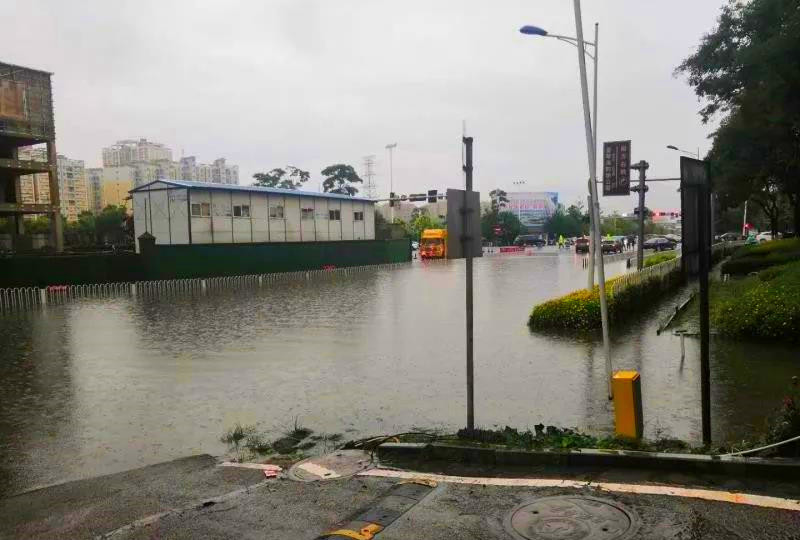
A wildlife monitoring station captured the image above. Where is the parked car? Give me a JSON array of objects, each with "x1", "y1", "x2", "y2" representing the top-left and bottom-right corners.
[
  {"x1": 718, "y1": 232, "x2": 741, "y2": 242},
  {"x1": 601, "y1": 238, "x2": 623, "y2": 253},
  {"x1": 643, "y1": 237, "x2": 676, "y2": 252},
  {"x1": 745, "y1": 234, "x2": 758, "y2": 245},
  {"x1": 514, "y1": 234, "x2": 546, "y2": 248},
  {"x1": 756, "y1": 231, "x2": 773, "y2": 243},
  {"x1": 575, "y1": 236, "x2": 590, "y2": 253}
]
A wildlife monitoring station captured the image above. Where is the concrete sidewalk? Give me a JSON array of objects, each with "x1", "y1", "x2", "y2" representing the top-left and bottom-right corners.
[{"x1": 2, "y1": 454, "x2": 800, "y2": 539}]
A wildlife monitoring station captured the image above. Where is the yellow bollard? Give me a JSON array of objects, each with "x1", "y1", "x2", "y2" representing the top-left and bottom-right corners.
[{"x1": 612, "y1": 371, "x2": 643, "y2": 439}]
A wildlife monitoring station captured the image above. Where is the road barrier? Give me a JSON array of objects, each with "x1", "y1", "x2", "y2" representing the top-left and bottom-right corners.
[
  {"x1": 0, "y1": 262, "x2": 410, "y2": 313},
  {"x1": 609, "y1": 255, "x2": 682, "y2": 298}
]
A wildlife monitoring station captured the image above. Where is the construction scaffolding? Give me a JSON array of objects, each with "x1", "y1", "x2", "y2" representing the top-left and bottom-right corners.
[{"x1": 0, "y1": 61, "x2": 62, "y2": 251}]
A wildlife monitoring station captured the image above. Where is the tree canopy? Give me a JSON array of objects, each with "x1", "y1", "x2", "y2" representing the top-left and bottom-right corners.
[
  {"x1": 677, "y1": 0, "x2": 800, "y2": 233},
  {"x1": 321, "y1": 164, "x2": 362, "y2": 195},
  {"x1": 252, "y1": 166, "x2": 310, "y2": 190}
]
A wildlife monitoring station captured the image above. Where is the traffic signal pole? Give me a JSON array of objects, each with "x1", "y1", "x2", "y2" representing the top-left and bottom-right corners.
[{"x1": 631, "y1": 161, "x2": 648, "y2": 270}]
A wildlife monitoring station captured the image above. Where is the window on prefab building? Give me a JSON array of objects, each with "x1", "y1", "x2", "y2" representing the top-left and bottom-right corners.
[
  {"x1": 301, "y1": 208, "x2": 315, "y2": 220},
  {"x1": 354, "y1": 211, "x2": 364, "y2": 221},
  {"x1": 329, "y1": 209, "x2": 341, "y2": 221},
  {"x1": 269, "y1": 205, "x2": 284, "y2": 219},
  {"x1": 233, "y1": 205, "x2": 250, "y2": 217},
  {"x1": 191, "y1": 202, "x2": 211, "y2": 217}
]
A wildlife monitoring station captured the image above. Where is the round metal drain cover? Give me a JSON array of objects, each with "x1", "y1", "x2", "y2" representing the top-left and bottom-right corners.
[
  {"x1": 504, "y1": 496, "x2": 640, "y2": 540},
  {"x1": 287, "y1": 450, "x2": 373, "y2": 482}
]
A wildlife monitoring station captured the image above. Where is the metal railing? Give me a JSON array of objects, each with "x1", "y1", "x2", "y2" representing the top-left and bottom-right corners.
[
  {"x1": 0, "y1": 262, "x2": 409, "y2": 313},
  {"x1": 609, "y1": 255, "x2": 682, "y2": 297}
]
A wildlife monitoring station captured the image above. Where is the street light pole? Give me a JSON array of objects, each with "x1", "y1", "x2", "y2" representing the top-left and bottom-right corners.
[
  {"x1": 573, "y1": 0, "x2": 613, "y2": 398},
  {"x1": 386, "y1": 143, "x2": 397, "y2": 221},
  {"x1": 587, "y1": 22, "x2": 599, "y2": 290}
]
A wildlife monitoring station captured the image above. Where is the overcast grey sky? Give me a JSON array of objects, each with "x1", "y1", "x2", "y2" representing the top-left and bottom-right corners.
[{"x1": 5, "y1": 0, "x2": 723, "y2": 213}]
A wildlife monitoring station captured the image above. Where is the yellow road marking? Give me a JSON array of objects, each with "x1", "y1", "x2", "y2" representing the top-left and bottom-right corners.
[{"x1": 358, "y1": 468, "x2": 800, "y2": 512}]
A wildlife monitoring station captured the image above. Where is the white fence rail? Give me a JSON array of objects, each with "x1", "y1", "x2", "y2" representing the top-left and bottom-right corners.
[
  {"x1": 609, "y1": 255, "x2": 682, "y2": 297},
  {"x1": 0, "y1": 262, "x2": 409, "y2": 313}
]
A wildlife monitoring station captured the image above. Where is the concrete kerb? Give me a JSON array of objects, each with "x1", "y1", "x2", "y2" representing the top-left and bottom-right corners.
[{"x1": 377, "y1": 442, "x2": 800, "y2": 481}]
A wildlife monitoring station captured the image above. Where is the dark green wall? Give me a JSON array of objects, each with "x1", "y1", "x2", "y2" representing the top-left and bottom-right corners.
[{"x1": 0, "y1": 239, "x2": 411, "y2": 287}]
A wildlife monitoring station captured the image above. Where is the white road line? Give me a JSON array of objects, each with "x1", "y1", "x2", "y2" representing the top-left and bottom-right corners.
[{"x1": 358, "y1": 469, "x2": 800, "y2": 512}]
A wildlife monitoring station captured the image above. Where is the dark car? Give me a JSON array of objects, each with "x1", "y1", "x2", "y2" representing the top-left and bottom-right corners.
[
  {"x1": 643, "y1": 237, "x2": 676, "y2": 252},
  {"x1": 575, "y1": 237, "x2": 590, "y2": 253},
  {"x1": 514, "y1": 234, "x2": 546, "y2": 247},
  {"x1": 601, "y1": 238, "x2": 623, "y2": 254}
]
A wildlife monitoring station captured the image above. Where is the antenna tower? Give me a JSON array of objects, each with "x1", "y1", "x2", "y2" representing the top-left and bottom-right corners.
[{"x1": 363, "y1": 155, "x2": 377, "y2": 198}]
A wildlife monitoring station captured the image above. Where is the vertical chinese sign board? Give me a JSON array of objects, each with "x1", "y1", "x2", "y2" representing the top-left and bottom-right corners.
[{"x1": 602, "y1": 140, "x2": 631, "y2": 196}]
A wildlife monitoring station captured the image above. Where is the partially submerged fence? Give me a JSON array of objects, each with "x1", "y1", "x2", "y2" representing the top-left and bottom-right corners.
[
  {"x1": 609, "y1": 255, "x2": 682, "y2": 297},
  {"x1": 0, "y1": 262, "x2": 409, "y2": 313}
]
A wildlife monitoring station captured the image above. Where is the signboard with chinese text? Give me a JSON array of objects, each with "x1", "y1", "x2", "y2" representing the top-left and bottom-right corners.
[
  {"x1": 505, "y1": 192, "x2": 558, "y2": 232},
  {"x1": 602, "y1": 140, "x2": 631, "y2": 196}
]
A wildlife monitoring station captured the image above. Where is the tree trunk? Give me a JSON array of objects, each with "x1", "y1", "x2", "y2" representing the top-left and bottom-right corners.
[{"x1": 793, "y1": 193, "x2": 800, "y2": 236}]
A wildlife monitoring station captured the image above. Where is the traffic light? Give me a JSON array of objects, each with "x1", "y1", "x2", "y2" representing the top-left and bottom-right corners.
[
  {"x1": 427, "y1": 189, "x2": 438, "y2": 203},
  {"x1": 408, "y1": 193, "x2": 427, "y2": 202},
  {"x1": 389, "y1": 192, "x2": 396, "y2": 207}
]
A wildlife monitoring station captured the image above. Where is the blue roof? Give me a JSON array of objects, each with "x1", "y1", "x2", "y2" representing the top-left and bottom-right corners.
[{"x1": 129, "y1": 179, "x2": 374, "y2": 202}]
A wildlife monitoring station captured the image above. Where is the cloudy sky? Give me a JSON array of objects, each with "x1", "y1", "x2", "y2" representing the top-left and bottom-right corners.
[{"x1": 5, "y1": 0, "x2": 723, "y2": 213}]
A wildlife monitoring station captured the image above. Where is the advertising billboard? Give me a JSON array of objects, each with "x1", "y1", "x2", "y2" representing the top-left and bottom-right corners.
[{"x1": 505, "y1": 192, "x2": 558, "y2": 231}]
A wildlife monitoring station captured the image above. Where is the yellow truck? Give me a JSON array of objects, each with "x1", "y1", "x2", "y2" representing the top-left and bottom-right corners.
[{"x1": 420, "y1": 229, "x2": 447, "y2": 259}]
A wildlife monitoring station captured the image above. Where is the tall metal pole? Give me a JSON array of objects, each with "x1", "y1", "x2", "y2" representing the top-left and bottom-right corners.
[
  {"x1": 573, "y1": 0, "x2": 613, "y2": 398},
  {"x1": 635, "y1": 162, "x2": 648, "y2": 270},
  {"x1": 742, "y1": 200, "x2": 748, "y2": 237},
  {"x1": 463, "y1": 136, "x2": 475, "y2": 431},
  {"x1": 699, "y1": 177, "x2": 711, "y2": 446},
  {"x1": 389, "y1": 146, "x2": 394, "y2": 222},
  {"x1": 587, "y1": 22, "x2": 599, "y2": 290}
]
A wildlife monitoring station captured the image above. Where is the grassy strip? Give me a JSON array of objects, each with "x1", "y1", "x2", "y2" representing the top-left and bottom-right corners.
[
  {"x1": 712, "y1": 261, "x2": 800, "y2": 341},
  {"x1": 528, "y1": 264, "x2": 682, "y2": 331},
  {"x1": 721, "y1": 238, "x2": 800, "y2": 274},
  {"x1": 643, "y1": 251, "x2": 677, "y2": 268}
]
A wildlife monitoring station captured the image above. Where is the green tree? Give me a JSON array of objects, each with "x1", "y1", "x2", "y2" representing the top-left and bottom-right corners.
[
  {"x1": 95, "y1": 205, "x2": 129, "y2": 244},
  {"x1": 321, "y1": 164, "x2": 362, "y2": 195},
  {"x1": 481, "y1": 208, "x2": 521, "y2": 246},
  {"x1": 252, "y1": 166, "x2": 310, "y2": 190},
  {"x1": 544, "y1": 205, "x2": 584, "y2": 238},
  {"x1": 408, "y1": 213, "x2": 443, "y2": 241},
  {"x1": 677, "y1": 0, "x2": 800, "y2": 233}
]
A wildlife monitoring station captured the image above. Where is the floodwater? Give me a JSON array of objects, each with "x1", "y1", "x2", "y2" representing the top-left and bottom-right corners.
[{"x1": 1, "y1": 250, "x2": 797, "y2": 496}]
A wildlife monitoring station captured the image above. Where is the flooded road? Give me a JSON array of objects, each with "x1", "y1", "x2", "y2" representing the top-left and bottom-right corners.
[{"x1": 1, "y1": 250, "x2": 796, "y2": 496}]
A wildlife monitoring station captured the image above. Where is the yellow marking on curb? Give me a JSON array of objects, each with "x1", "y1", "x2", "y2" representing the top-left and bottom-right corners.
[
  {"x1": 398, "y1": 478, "x2": 438, "y2": 488},
  {"x1": 319, "y1": 523, "x2": 383, "y2": 539},
  {"x1": 358, "y1": 468, "x2": 800, "y2": 512}
]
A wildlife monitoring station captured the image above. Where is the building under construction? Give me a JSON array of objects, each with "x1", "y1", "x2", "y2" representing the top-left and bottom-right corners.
[{"x1": 0, "y1": 61, "x2": 62, "y2": 251}]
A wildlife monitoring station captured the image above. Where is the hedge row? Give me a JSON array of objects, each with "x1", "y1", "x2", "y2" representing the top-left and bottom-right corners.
[
  {"x1": 528, "y1": 263, "x2": 683, "y2": 331},
  {"x1": 643, "y1": 251, "x2": 677, "y2": 268},
  {"x1": 721, "y1": 238, "x2": 800, "y2": 275},
  {"x1": 713, "y1": 261, "x2": 800, "y2": 342}
]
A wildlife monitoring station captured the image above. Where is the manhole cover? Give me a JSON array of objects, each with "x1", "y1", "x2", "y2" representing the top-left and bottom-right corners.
[
  {"x1": 287, "y1": 450, "x2": 373, "y2": 482},
  {"x1": 504, "y1": 496, "x2": 640, "y2": 540}
]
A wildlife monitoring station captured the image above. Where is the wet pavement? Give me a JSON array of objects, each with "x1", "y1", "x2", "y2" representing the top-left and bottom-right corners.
[
  {"x1": 2, "y1": 250, "x2": 798, "y2": 496},
  {"x1": 2, "y1": 454, "x2": 799, "y2": 539}
]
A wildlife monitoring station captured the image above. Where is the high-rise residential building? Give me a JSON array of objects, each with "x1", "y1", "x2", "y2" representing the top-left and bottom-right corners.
[
  {"x1": 86, "y1": 167, "x2": 103, "y2": 214},
  {"x1": 102, "y1": 138, "x2": 173, "y2": 167},
  {"x1": 17, "y1": 146, "x2": 52, "y2": 206},
  {"x1": 180, "y1": 156, "x2": 238, "y2": 185},
  {"x1": 56, "y1": 155, "x2": 89, "y2": 221},
  {"x1": 130, "y1": 160, "x2": 181, "y2": 187},
  {"x1": 101, "y1": 180, "x2": 133, "y2": 211}
]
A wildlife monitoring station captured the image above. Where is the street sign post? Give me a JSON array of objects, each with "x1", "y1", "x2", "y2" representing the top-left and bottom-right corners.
[
  {"x1": 446, "y1": 137, "x2": 481, "y2": 432},
  {"x1": 602, "y1": 140, "x2": 631, "y2": 196},
  {"x1": 680, "y1": 156, "x2": 712, "y2": 446}
]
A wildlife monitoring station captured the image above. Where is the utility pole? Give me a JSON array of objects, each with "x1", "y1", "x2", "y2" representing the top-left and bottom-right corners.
[
  {"x1": 742, "y1": 200, "x2": 748, "y2": 237},
  {"x1": 574, "y1": 0, "x2": 612, "y2": 398},
  {"x1": 363, "y1": 155, "x2": 377, "y2": 199},
  {"x1": 587, "y1": 22, "x2": 599, "y2": 291},
  {"x1": 631, "y1": 161, "x2": 649, "y2": 270},
  {"x1": 462, "y1": 136, "x2": 475, "y2": 431},
  {"x1": 385, "y1": 143, "x2": 397, "y2": 221}
]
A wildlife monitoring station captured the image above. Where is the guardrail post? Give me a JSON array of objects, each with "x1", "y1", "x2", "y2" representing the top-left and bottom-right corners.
[
  {"x1": 201, "y1": 279, "x2": 207, "y2": 294},
  {"x1": 131, "y1": 283, "x2": 137, "y2": 298},
  {"x1": 39, "y1": 288, "x2": 47, "y2": 306}
]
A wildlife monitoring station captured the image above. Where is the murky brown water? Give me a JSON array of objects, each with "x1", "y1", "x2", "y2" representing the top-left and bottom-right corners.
[{"x1": 1, "y1": 250, "x2": 797, "y2": 496}]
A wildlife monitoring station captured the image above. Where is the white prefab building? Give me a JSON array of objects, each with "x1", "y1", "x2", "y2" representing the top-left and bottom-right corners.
[{"x1": 130, "y1": 180, "x2": 375, "y2": 252}]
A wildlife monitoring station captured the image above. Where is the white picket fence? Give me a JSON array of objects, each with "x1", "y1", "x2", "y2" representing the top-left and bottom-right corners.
[
  {"x1": 0, "y1": 262, "x2": 409, "y2": 312},
  {"x1": 609, "y1": 255, "x2": 682, "y2": 297}
]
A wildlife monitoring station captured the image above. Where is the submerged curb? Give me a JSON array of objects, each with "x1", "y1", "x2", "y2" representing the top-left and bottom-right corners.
[{"x1": 377, "y1": 442, "x2": 800, "y2": 480}]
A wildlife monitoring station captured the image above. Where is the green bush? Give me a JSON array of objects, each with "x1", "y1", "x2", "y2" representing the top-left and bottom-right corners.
[
  {"x1": 529, "y1": 264, "x2": 683, "y2": 331},
  {"x1": 713, "y1": 261, "x2": 800, "y2": 341},
  {"x1": 722, "y1": 239, "x2": 800, "y2": 274},
  {"x1": 643, "y1": 251, "x2": 677, "y2": 268}
]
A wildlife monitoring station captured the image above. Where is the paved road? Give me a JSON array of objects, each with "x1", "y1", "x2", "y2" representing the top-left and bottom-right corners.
[{"x1": 2, "y1": 455, "x2": 799, "y2": 539}]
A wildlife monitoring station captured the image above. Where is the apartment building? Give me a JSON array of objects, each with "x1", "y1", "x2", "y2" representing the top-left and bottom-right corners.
[
  {"x1": 16, "y1": 146, "x2": 52, "y2": 206},
  {"x1": 102, "y1": 138, "x2": 172, "y2": 167},
  {"x1": 56, "y1": 155, "x2": 89, "y2": 221},
  {"x1": 180, "y1": 156, "x2": 239, "y2": 185},
  {"x1": 86, "y1": 167, "x2": 103, "y2": 213}
]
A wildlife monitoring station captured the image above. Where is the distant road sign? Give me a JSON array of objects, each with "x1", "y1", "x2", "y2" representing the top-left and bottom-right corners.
[
  {"x1": 603, "y1": 140, "x2": 631, "y2": 196},
  {"x1": 446, "y1": 188, "x2": 481, "y2": 259}
]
